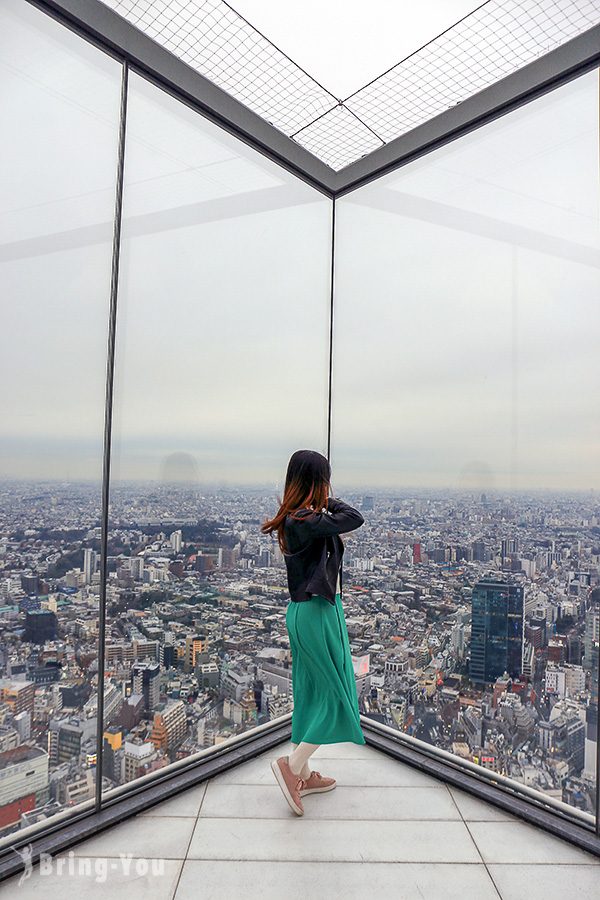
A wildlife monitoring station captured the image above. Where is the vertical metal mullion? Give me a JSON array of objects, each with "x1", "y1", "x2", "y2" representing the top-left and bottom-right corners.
[
  {"x1": 326, "y1": 195, "x2": 336, "y2": 462},
  {"x1": 596, "y1": 71, "x2": 600, "y2": 839},
  {"x1": 596, "y1": 631, "x2": 600, "y2": 834},
  {"x1": 95, "y1": 60, "x2": 129, "y2": 811}
]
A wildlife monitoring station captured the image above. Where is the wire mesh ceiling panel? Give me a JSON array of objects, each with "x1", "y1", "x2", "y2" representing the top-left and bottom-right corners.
[
  {"x1": 292, "y1": 106, "x2": 384, "y2": 172},
  {"x1": 344, "y1": 0, "x2": 600, "y2": 145},
  {"x1": 100, "y1": 0, "x2": 339, "y2": 134},
  {"x1": 100, "y1": 0, "x2": 600, "y2": 171}
]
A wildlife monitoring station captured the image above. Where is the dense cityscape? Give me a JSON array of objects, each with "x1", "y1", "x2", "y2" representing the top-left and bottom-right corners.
[{"x1": 0, "y1": 478, "x2": 598, "y2": 839}]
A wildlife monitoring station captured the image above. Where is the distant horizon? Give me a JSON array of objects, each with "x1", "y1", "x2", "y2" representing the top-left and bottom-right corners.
[{"x1": 0, "y1": 474, "x2": 597, "y2": 498}]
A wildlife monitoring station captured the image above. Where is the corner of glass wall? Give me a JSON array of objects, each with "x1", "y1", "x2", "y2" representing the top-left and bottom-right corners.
[
  {"x1": 0, "y1": 0, "x2": 123, "y2": 845},
  {"x1": 332, "y1": 65, "x2": 600, "y2": 830},
  {"x1": 101, "y1": 71, "x2": 332, "y2": 798},
  {"x1": 0, "y1": 0, "x2": 333, "y2": 844}
]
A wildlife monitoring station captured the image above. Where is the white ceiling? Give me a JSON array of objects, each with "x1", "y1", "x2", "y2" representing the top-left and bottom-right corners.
[{"x1": 231, "y1": 0, "x2": 486, "y2": 98}]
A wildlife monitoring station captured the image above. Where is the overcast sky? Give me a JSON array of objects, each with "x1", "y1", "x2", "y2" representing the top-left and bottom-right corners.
[
  {"x1": 1, "y1": 2, "x2": 599, "y2": 492},
  {"x1": 232, "y1": 1, "x2": 486, "y2": 98}
]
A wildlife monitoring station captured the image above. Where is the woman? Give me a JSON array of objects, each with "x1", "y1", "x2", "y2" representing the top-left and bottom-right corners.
[{"x1": 261, "y1": 449, "x2": 366, "y2": 816}]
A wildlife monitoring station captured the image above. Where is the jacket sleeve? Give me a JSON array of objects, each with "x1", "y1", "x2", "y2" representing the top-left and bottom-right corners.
[{"x1": 291, "y1": 496, "x2": 365, "y2": 538}]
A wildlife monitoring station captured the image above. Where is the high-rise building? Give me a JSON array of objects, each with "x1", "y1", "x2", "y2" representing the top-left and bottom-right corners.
[
  {"x1": 501, "y1": 538, "x2": 519, "y2": 558},
  {"x1": 150, "y1": 700, "x2": 187, "y2": 752},
  {"x1": 24, "y1": 609, "x2": 57, "y2": 644},
  {"x1": 102, "y1": 726, "x2": 123, "y2": 783},
  {"x1": 131, "y1": 661, "x2": 161, "y2": 712},
  {"x1": 0, "y1": 746, "x2": 48, "y2": 829},
  {"x1": 20, "y1": 572, "x2": 39, "y2": 595},
  {"x1": 122, "y1": 741, "x2": 158, "y2": 783},
  {"x1": 583, "y1": 604, "x2": 600, "y2": 670},
  {"x1": 83, "y1": 548, "x2": 98, "y2": 584},
  {"x1": 184, "y1": 634, "x2": 209, "y2": 673},
  {"x1": 582, "y1": 607, "x2": 596, "y2": 788},
  {"x1": 129, "y1": 555, "x2": 144, "y2": 581},
  {"x1": 471, "y1": 541, "x2": 488, "y2": 562},
  {"x1": 470, "y1": 579, "x2": 524, "y2": 684},
  {"x1": 0, "y1": 679, "x2": 35, "y2": 715},
  {"x1": 451, "y1": 622, "x2": 465, "y2": 659},
  {"x1": 170, "y1": 530, "x2": 183, "y2": 553},
  {"x1": 160, "y1": 643, "x2": 177, "y2": 669}
]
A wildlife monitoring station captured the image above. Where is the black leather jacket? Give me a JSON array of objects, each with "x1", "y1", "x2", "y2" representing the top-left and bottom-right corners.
[{"x1": 283, "y1": 496, "x2": 365, "y2": 605}]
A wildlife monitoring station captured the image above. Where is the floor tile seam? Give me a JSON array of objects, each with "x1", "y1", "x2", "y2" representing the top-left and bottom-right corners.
[
  {"x1": 139, "y1": 813, "x2": 202, "y2": 819},
  {"x1": 170, "y1": 812, "x2": 198, "y2": 896},
  {"x1": 138, "y1": 811, "x2": 468, "y2": 822},
  {"x1": 438, "y1": 783, "x2": 517, "y2": 822},
  {"x1": 203, "y1": 783, "x2": 447, "y2": 790},
  {"x1": 40, "y1": 857, "x2": 600, "y2": 867},
  {"x1": 168, "y1": 860, "x2": 185, "y2": 900},
  {"x1": 56, "y1": 852, "x2": 191, "y2": 860},
  {"x1": 181, "y1": 856, "x2": 488, "y2": 864},
  {"x1": 196, "y1": 781, "x2": 209, "y2": 817},
  {"x1": 445, "y1": 784, "x2": 503, "y2": 899},
  {"x1": 207, "y1": 781, "x2": 446, "y2": 787},
  {"x1": 194, "y1": 815, "x2": 464, "y2": 821},
  {"x1": 466, "y1": 821, "x2": 600, "y2": 866},
  {"x1": 189, "y1": 815, "x2": 481, "y2": 823},
  {"x1": 486, "y1": 862, "x2": 600, "y2": 867}
]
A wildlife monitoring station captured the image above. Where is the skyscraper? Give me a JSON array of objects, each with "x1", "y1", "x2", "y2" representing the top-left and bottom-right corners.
[
  {"x1": 583, "y1": 601, "x2": 599, "y2": 777},
  {"x1": 470, "y1": 579, "x2": 524, "y2": 684},
  {"x1": 170, "y1": 529, "x2": 183, "y2": 553},
  {"x1": 83, "y1": 548, "x2": 97, "y2": 584},
  {"x1": 501, "y1": 538, "x2": 519, "y2": 558}
]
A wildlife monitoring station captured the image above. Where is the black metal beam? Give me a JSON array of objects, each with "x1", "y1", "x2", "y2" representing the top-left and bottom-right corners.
[
  {"x1": 25, "y1": 0, "x2": 336, "y2": 197},
  {"x1": 94, "y1": 59, "x2": 129, "y2": 813},
  {"x1": 326, "y1": 196, "x2": 336, "y2": 462},
  {"x1": 334, "y1": 23, "x2": 600, "y2": 195},
  {"x1": 596, "y1": 639, "x2": 600, "y2": 836}
]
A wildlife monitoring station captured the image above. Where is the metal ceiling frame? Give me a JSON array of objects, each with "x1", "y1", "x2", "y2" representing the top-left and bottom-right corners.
[{"x1": 26, "y1": 0, "x2": 600, "y2": 197}]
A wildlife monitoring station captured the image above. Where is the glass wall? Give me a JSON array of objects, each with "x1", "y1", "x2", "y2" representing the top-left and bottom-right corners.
[
  {"x1": 101, "y1": 72, "x2": 331, "y2": 791},
  {"x1": 334, "y1": 67, "x2": 600, "y2": 820},
  {"x1": 2, "y1": 0, "x2": 598, "y2": 851},
  {"x1": 0, "y1": 1, "x2": 122, "y2": 839}
]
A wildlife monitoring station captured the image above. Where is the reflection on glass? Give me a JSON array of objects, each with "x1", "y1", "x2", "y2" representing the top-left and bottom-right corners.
[
  {"x1": 0, "y1": 1, "x2": 121, "y2": 840},
  {"x1": 333, "y1": 68, "x2": 600, "y2": 819},
  {"x1": 102, "y1": 72, "x2": 331, "y2": 790}
]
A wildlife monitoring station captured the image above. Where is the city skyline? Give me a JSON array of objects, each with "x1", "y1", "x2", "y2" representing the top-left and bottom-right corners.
[
  {"x1": 1, "y1": 473, "x2": 600, "y2": 496},
  {"x1": 1, "y1": 478, "x2": 598, "y2": 841}
]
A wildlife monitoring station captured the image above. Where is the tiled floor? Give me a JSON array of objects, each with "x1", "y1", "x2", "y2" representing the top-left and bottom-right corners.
[{"x1": 1, "y1": 740, "x2": 599, "y2": 899}]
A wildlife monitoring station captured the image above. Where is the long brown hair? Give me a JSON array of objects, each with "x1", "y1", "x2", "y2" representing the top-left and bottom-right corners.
[{"x1": 261, "y1": 449, "x2": 331, "y2": 554}]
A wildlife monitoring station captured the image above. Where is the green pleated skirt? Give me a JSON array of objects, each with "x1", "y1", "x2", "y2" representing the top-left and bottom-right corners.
[{"x1": 286, "y1": 592, "x2": 366, "y2": 745}]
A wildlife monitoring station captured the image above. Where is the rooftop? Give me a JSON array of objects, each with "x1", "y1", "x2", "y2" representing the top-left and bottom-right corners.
[{"x1": 1, "y1": 739, "x2": 598, "y2": 898}]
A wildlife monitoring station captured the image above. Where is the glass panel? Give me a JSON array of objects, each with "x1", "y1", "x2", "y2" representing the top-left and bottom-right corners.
[
  {"x1": 0, "y1": 1, "x2": 122, "y2": 842},
  {"x1": 103, "y1": 72, "x2": 331, "y2": 792},
  {"x1": 334, "y1": 68, "x2": 600, "y2": 821}
]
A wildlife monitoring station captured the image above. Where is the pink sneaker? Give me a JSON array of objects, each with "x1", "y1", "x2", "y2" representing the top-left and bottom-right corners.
[
  {"x1": 270, "y1": 755, "x2": 307, "y2": 816},
  {"x1": 299, "y1": 769, "x2": 336, "y2": 796}
]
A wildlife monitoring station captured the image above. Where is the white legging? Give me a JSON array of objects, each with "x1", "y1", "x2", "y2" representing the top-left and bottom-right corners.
[{"x1": 288, "y1": 741, "x2": 320, "y2": 777}]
